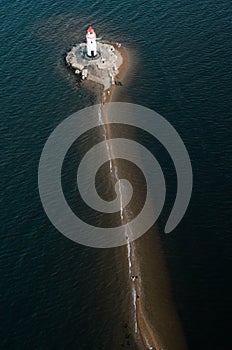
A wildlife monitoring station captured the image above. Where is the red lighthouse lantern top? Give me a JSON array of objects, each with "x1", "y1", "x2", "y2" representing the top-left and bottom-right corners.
[{"x1": 87, "y1": 26, "x2": 95, "y2": 34}]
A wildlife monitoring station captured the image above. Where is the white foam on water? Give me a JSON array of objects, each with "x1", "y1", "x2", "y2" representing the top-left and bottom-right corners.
[
  {"x1": 98, "y1": 105, "x2": 138, "y2": 335},
  {"x1": 132, "y1": 284, "x2": 138, "y2": 333},
  {"x1": 98, "y1": 107, "x2": 113, "y2": 172}
]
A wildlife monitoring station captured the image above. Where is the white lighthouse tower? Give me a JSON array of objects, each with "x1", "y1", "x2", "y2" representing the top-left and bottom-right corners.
[{"x1": 86, "y1": 26, "x2": 97, "y2": 58}]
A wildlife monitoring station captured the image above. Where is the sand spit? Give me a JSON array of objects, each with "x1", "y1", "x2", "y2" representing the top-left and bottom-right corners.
[{"x1": 66, "y1": 38, "x2": 187, "y2": 349}]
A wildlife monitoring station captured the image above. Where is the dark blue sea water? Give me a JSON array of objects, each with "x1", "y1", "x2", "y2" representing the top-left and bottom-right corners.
[{"x1": 1, "y1": 1, "x2": 231, "y2": 349}]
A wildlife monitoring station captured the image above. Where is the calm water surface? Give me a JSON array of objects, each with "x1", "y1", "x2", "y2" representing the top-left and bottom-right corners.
[{"x1": 1, "y1": 1, "x2": 231, "y2": 349}]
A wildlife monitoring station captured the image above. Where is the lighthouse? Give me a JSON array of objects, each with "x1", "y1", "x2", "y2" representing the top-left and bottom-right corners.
[{"x1": 86, "y1": 26, "x2": 97, "y2": 58}]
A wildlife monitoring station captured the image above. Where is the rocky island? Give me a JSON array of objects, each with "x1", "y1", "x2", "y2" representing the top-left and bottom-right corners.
[{"x1": 66, "y1": 26, "x2": 126, "y2": 103}]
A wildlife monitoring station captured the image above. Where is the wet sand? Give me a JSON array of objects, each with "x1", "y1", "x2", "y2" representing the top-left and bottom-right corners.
[{"x1": 81, "y1": 44, "x2": 188, "y2": 349}]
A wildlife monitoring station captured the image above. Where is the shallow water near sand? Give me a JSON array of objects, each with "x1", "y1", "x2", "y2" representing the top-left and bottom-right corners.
[{"x1": 1, "y1": 1, "x2": 231, "y2": 349}]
